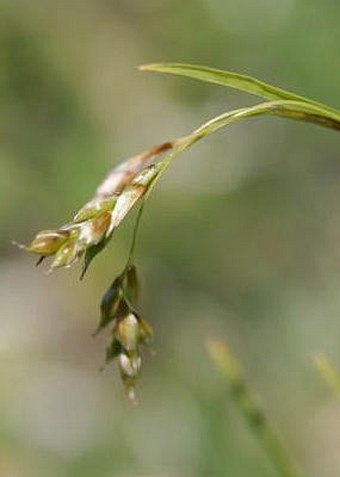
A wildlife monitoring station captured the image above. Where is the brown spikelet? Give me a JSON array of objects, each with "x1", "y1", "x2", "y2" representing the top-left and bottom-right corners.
[{"x1": 17, "y1": 141, "x2": 173, "y2": 273}]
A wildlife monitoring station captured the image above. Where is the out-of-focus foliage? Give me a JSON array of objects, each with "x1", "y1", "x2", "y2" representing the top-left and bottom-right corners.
[{"x1": 1, "y1": 1, "x2": 340, "y2": 476}]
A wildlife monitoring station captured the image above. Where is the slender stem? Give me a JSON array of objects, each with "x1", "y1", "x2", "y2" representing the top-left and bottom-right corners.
[
  {"x1": 126, "y1": 199, "x2": 146, "y2": 268},
  {"x1": 207, "y1": 339, "x2": 302, "y2": 477},
  {"x1": 144, "y1": 99, "x2": 340, "y2": 208}
]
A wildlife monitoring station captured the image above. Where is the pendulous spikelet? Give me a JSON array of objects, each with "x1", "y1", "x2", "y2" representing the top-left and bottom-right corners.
[{"x1": 16, "y1": 142, "x2": 171, "y2": 401}]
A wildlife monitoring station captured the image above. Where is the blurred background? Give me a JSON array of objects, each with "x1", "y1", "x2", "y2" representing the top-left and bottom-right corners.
[{"x1": 0, "y1": 0, "x2": 340, "y2": 476}]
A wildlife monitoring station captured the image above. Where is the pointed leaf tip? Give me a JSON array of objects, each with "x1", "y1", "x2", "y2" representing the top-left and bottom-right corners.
[{"x1": 138, "y1": 62, "x2": 339, "y2": 118}]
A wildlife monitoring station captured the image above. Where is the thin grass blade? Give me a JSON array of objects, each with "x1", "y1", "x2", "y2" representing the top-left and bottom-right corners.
[{"x1": 140, "y1": 63, "x2": 340, "y2": 119}]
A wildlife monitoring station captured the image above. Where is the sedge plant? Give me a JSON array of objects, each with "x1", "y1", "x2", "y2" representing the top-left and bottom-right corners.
[{"x1": 16, "y1": 63, "x2": 340, "y2": 404}]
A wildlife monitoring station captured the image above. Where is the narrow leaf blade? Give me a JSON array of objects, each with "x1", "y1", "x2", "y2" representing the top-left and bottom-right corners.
[{"x1": 140, "y1": 63, "x2": 340, "y2": 117}]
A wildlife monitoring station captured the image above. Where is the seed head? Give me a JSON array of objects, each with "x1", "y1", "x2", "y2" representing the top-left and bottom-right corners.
[
  {"x1": 96, "y1": 265, "x2": 154, "y2": 402},
  {"x1": 118, "y1": 352, "x2": 142, "y2": 404},
  {"x1": 116, "y1": 313, "x2": 140, "y2": 352},
  {"x1": 23, "y1": 230, "x2": 70, "y2": 255},
  {"x1": 78, "y1": 212, "x2": 112, "y2": 246},
  {"x1": 50, "y1": 238, "x2": 85, "y2": 270},
  {"x1": 16, "y1": 141, "x2": 173, "y2": 402},
  {"x1": 74, "y1": 196, "x2": 118, "y2": 223}
]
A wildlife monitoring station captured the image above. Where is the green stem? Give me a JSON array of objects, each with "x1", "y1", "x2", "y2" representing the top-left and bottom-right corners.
[
  {"x1": 145, "y1": 99, "x2": 340, "y2": 205},
  {"x1": 207, "y1": 339, "x2": 302, "y2": 477},
  {"x1": 125, "y1": 199, "x2": 146, "y2": 268}
]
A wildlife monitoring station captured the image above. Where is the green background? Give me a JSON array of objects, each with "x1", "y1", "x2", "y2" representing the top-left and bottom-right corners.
[{"x1": 0, "y1": 1, "x2": 339, "y2": 476}]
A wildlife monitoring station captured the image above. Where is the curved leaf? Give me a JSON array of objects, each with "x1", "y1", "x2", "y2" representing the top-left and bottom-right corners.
[
  {"x1": 140, "y1": 63, "x2": 340, "y2": 119},
  {"x1": 187, "y1": 100, "x2": 340, "y2": 140}
]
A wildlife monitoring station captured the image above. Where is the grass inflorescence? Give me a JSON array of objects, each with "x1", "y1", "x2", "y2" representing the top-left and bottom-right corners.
[{"x1": 17, "y1": 63, "x2": 340, "y2": 401}]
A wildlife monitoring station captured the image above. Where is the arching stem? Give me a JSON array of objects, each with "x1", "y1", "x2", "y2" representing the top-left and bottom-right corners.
[{"x1": 125, "y1": 199, "x2": 146, "y2": 269}]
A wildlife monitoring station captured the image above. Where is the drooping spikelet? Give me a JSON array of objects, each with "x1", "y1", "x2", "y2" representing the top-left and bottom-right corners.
[
  {"x1": 16, "y1": 143, "x2": 170, "y2": 402},
  {"x1": 98, "y1": 265, "x2": 154, "y2": 403},
  {"x1": 17, "y1": 141, "x2": 172, "y2": 276}
]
